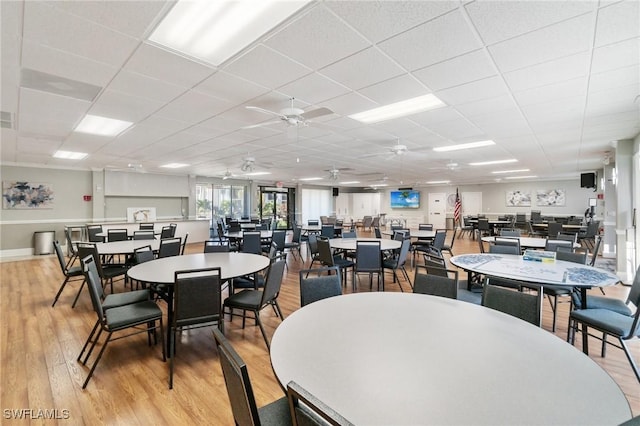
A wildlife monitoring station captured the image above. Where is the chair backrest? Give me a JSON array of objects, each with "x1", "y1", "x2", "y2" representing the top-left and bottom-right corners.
[
  {"x1": 355, "y1": 240, "x2": 381, "y2": 272},
  {"x1": 174, "y1": 267, "x2": 222, "y2": 328},
  {"x1": 556, "y1": 249, "x2": 588, "y2": 264},
  {"x1": 556, "y1": 232, "x2": 577, "y2": 243},
  {"x1": 477, "y1": 229, "x2": 485, "y2": 253},
  {"x1": 169, "y1": 223, "x2": 178, "y2": 237},
  {"x1": 64, "y1": 228, "x2": 78, "y2": 256},
  {"x1": 133, "y1": 230, "x2": 155, "y2": 240},
  {"x1": 362, "y1": 216, "x2": 373, "y2": 227},
  {"x1": 307, "y1": 219, "x2": 319, "y2": 226},
  {"x1": 418, "y1": 224, "x2": 433, "y2": 231},
  {"x1": 212, "y1": 328, "x2": 261, "y2": 425},
  {"x1": 158, "y1": 237, "x2": 182, "y2": 258},
  {"x1": 627, "y1": 266, "x2": 640, "y2": 309},
  {"x1": 53, "y1": 240, "x2": 69, "y2": 274},
  {"x1": 80, "y1": 254, "x2": 107, "y2": 318},
  {"x1": 287, "y1": 381, "x2": 354, "y2": 426},
  {"x1": 373, "y1": 227, "x2": 381, "y2": 238},
  {"x1": 477, "y1": 219, "x2": 490, "y2": 231},
  {"x1": 307, "y1": 233, "x2": 319, "y2": 257},
  {"x1": 260, "y1": 258, "x2": 287, "y2": 307},
  {"x1": 494, "y1": 237, "x2": 521, "y2": 253},
  {"x1": 342, "y1": 230, "x2": 356, "y2": 239},
  {"x1": 139, "y1": 222, "x2": 154, "y2": 230},
  {"x1": 371, "y1": 216, "x2": 380, "y2": 227},
  {"x1": 291, "y1": 226, "x2": 302, "y2": 243},
  {"x1": 584, "y1": 221, "x2": 599, "y2": 238},
  {"x1": 181, "y1": 232, "x2": 189, "y2": 255},
  {"x1": 422, "y1": 253, "x2": 448, "y2": 277},
  {"x1": 531, "y1": 210, "x2": 541, "y2": 221},
  {"x1": 241, "y1": 231, "x2": 262, "y2": 255},
  {"x1": 446, "y1": 228, "x2": 456, "y2": 247},
  {"x1": 107, "y1": 229, "x2": 128, "y2": 242},
  {"x1": 204, "y1": 240, "x2": 230, "y2": 253},
  {"x1": 86, "y1": 225, "x2": 104, "y2": 243},
  {"x1": 413, "y1": 266, "x2": 458, "y2": 299},
  {"x1": 482, "y1": 281, "x2": 542, "y2": 327},
  {"x1": 500, "y1": 229, "x2": 521, "y2": 237},
  {"x1": 545, "y1": 239, "x2": 573, "y2": 253},
  {"x1": 431, "y1": 230, "x2": 447, "y2": 251},
  {"x1": 488, "y1": 244, "x2": 520, "y2": 255},
  {"x1": 271, "y1": 230, "x2": 287, "y2": 252},
  {"x1": 160, "y1": 226, "x2": 173, "y2": 239},
  {"x1": 547, "y1": 222, "x2": 563, "y2": 239},
  {"x1": 320, "y1": 225, "x2": 334, "y2": 238},
  {"x1": 77, "y1": 243, "x2": 106, "y2": 279},
  {"x1": 134, "y1": 244, "x2": 155, "y2": 264},
  {"x1": 299, "y1": 267, "x2": 342, "y2": 307},
  {"x1": 515, "y1": 213, "x2": 526, "y2": 223},
  {"x1": 316, "y1": 236, "x2": 335, "y2": 267},
  {"x1": 395, "y1": 238, "x2": 411, "y2": 267}
]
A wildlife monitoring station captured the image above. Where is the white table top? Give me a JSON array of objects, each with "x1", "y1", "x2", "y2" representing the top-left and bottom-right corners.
[
  {"x1": 329, "y1": 237, "x2": 400, "y2": 251},
  {"x1": 481, "y1": 236, "x2": 580, "y2": 249},
  {"x1": 127, "y1": 252, "x2": 270, "y2": 284},
  {"x1": 450, "y1": 253, "x2": 619, "y2": 289},
  {"x1": 94, "y1": 239, "x2": 161, "y2": 255},
  {"x1": 381, "y1": 229, "x2": 435, "y2": 239},
  {"x1": 468, "y1": 219, "x2": 512, "y2": 225},
  {"x1": 302, "y1": 225, "x2": 343, "y2": 232},
  {"x1": 270, "y1": 292, "x2": 631, "y2": 425},
  {"x1": 532, "y1": 222, "x2": 586, "y2": 230},
  {"x1": 224, "y1": 230, "x2": 272, "y2": 239}
]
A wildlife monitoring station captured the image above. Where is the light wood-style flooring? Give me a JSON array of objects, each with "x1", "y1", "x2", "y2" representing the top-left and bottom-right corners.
[{"x1": 1, "y1": 230, "x2": 638, "y2": 425}]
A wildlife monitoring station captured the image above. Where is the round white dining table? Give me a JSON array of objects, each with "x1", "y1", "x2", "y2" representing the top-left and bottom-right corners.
[
  {"x1": 381, "y1": 229, "x2": 435, "y2": 239},
  {"x1": 481, "y1": 235, "x2": 580, "y2": 249},
  {"x1": 224, "y1": 230, "x2": 272, "y2": 240},
  {"x1": 94, "y1": 239, "x2": 160, "y2": 255},
  {"x1": 270, "y1": 292, "x2": 632, "y2": 425},
  {"x1": 329, "y1": 237, "x2": 400, "y2": 251},
  {"x1": 127, "y1": 252, "x2": 270, "y2": 284}
]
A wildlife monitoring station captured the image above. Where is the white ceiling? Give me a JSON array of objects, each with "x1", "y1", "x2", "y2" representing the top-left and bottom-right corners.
[{"x1": 1, "y1": 0, "x2": 638, "y2": 188}]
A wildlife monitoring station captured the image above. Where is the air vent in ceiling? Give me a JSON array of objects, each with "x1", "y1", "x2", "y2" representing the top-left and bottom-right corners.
[{"x1": 20, "y1": 68, "x2": 102, "y2": 101}]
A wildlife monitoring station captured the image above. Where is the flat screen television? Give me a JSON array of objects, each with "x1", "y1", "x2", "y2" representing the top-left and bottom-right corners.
[
  {"x1": 580, "y1": 172, "x2": 596, "y2": 189},
  {"x1": 390, "y1": 190, "x2": 420, "y2": 209}
]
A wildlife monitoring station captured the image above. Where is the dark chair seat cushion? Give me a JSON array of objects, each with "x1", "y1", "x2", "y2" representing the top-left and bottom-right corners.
[
  {"x1": 105, "y1": 301, "x2": 163, "y2": 329},
  {"x1": 543, "y1": 285, "x2": 572, "y2": 296},
  {"x1": 257, "y1": 397, "x2": 292, "y2": 426},
  {"x1": 577, "y1": 295, "x2": 633, "y2": 316},
  {"x1": 67, "y1": 265, "x2": 84, "y2": 276},
  {"x1": 224, "y1": 289, "x2": 262, "y2": 310},
  {"x1": 571, "y1": 309, "x2": 639, "y2": 337},
  {"x1": 102, "y1": 289, "x2": 150, "y2": 310}
]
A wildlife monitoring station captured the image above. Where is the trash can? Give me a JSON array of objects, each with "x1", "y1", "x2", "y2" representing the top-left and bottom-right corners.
[
  {"x1": 34, "y1": 231, "x2": 55, "y2": 255},
  {"x1": 446, "y1": 218, "x2": 454, "y2": 230}
]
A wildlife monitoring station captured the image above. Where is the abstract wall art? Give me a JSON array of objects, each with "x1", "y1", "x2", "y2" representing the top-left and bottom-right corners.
[
  {"x1": 536, "y1": 189, "x2": 566, "y2": 206},
  {"x1": 506, "y1": 190, "x2": 531, "y2": 207},
  {"x1": 2, "y1": 181, "x2": 54, "y2": 209}
]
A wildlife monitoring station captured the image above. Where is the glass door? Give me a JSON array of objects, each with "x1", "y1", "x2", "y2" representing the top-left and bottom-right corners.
[{"x1": 260, "y1": 187, "x2": 295, "y2": 229}]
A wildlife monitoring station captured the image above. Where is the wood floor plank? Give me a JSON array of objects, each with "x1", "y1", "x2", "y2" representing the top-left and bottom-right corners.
[{"x1": 1, "y1": 230, "x2": 638, "y2": 425}]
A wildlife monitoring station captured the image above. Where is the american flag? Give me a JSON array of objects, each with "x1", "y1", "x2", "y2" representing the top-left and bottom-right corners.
[{"x1": 454, "y1": 188, "x2": 461, "y2": 226}]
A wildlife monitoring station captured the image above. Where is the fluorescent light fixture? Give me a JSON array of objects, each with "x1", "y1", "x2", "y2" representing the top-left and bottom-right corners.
[
  {"x1": 349, "y1": 94, "x2": 445, "y2": 123},
  {"x1": 425, "y1": 180, "x2": 450, "y2": 184},
  {"x1": 149, "y1": 0, "x2": 311, "y2": 67},
  {"x1": 369, "y1": 183, "x2": 388, "y2": 187},
  {"x1": 469, "y1": 159, "x2": 518, "y2": 166},
  {"x1": 161, "y1": 163, "x2": 188, "y2": 169},
  {"x1": 244, "y1": 171, "x2": 271, "y2": 176},
  {"x1": 299, "y1": 177, "x2": 323, "y2": 181},
  {"x1": 505, "y1": 175, "x2": 537, "y2": 180},
  {"x1": 491, "y1": 169, "x2": 530, "y2": 174},
  {"x1": 74, "y1": 114, "x2": 133, "y2": 136},
  {"x1": 433, "y1": 140, "x2": 495, "y2": 152},
  {"x1": 339, "y1": 181, "x2": 360, "y2": 185},
  {"x1": 53, "y1": 150, "x2": 88, "y2": 160}
]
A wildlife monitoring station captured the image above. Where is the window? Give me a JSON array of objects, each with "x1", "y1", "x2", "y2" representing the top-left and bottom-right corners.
[
  {"x1": 196, "y1": 183, "x2": 247, "y2": 221},
  {"x1": 301, "y1": 188, "x2": 332, "y2": 224}
]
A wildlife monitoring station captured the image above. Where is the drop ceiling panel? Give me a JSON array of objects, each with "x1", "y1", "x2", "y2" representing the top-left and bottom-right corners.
[
  {"x1": 319, "y1": 47, "x2": 405, "y2": 91},
  {"x1": 155, "y1": 91, "x2": 232, "y2": 124},
  {"x1": 224, "y1": 45, "x2": 311, "y2": 90},
  {"x1": 435, "y1": 76, "x2": 510, "y2": 105},
  {"x1": 594, "y1": 0, "x2": 640, "y2": 47},
  {"x1": 358, "y1": 74, "x2": 430, "y2": 105},
  {"x1": 124, "y1": 42, "x2": 215, "y2": 87},
  {"x1": 195, "y1": 71, "x2": 271, "y2": 104},
  {"x1": 23, "y1": 1, "x2": 140, "y2": 67},
  {"x1": 18, "y1": 87, "x2": 90, "y2": 136},
  {"x1": 413, "y1": 49, "x2": 497, "y2": 91},
  {"x1": 325, "y1": 0, "x2": 458, "y2": 44},
  {"x1": 421, "y1": 118, "x2": 485, "y2": 141},
  {"x1": 90, "y1": 89, "x2": 165, "y2": 122},
  {"x1": 265, "y1": 5, "x2": 369, "y2": 70},
  {"x1": 590, "y1": 37, "x2": 640, "y2": 74},
  {"x1": 276, "y1": 73, "x2": 350, "y2": 105},
  {"x1": 465, "y1": 1, "x2": 593, "y2": 45},
  {"x1": 589, "y1": 65, "x2": 639, "y2": 93},
  {"x1": 512, "y1": 77, "x2": 587, "y2": 107},
  {"x1": 378, "y1": 10, "x2": 481, "y2": 71},
  {"x1": 320, "y1": 92, "x2": 378, "y2": 116},
  {"x1": 113, "y1": 116, "x2": 191, "y2": 147},
  {"x1": 50, "y1": 0, "x2": 168, "y2": 39},
  {"x1": 454, "y1": 95, "x2": 519, "y2": 118},
  {"x1": 488, "y1": 14, "x2": 593, "y2": 73},
  {"x1": 108, "y1": 70, "x2": 186, "y2": 103},
  {"x1": 468, "y1": 110, "x2": 533, "y2": 138},
  {"x1": 503, "y1": 52, "x2": 589, "y2": 92}
]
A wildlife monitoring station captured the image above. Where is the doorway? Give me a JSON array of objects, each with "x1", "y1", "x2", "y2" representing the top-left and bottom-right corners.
[
  {"x1": 259, "y1": 187, "x2": 296, "y2": 230},
  {"x1": 427, "y1": 192, "x2": 447, "y2": 229}
]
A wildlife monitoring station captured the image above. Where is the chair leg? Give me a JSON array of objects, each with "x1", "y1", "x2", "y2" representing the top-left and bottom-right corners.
[
  {"x1": 71, "y1": 279, "x2": 87, "y2": 308},
  {"x1": 78, "y1": 320, "x2": 101, "y2": 363},
  {"x1": 52, "y1": 276, "x2": 71, "y2": 307},
  {"x1": 169, "y1": 326, "x2": 177, "y2": 389},
  {"x1": 620, "y1": 339, "x2": 640, "y2": 383},
  {"x1": 255, "y1": 312, "x2": 270, "y2": 350},
  {"x1": 82, "y1": 331, "x2": 113, "y2": 389}
]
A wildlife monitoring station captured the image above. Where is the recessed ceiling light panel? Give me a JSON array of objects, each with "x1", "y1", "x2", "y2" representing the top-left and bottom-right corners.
[
  {"x1": 469, "y1": 159, "x2": 518, "y2": 166},
  {"x1": 53, "y1": 150, "x2": 88, "y2": 160},
  {"x1": 349, "y1": 94, "x2": 445, "y2": 123},
  {"x1": 433, "y1": 140, "x2": 495, "y2": 152},
  {"x1": 491, "y1": 169, "x2": 530, "y2": 174},
  {"x1": 74, "y1": 114, "x2": 133, "y2": 137},
  {"x1": 161, "y1": 163, "x2": 188, "y2": 169}
]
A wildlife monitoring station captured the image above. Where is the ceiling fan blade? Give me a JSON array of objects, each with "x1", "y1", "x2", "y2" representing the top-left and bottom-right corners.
[
  {"x1": 300, "y1": 107, "x2": 333, "y2": 120},
  {"x1": 246, "y1": 105, "x2": 284, "y2": 118},
  {"x1": 241, "y1": 120, "x2": 283, "y2": 129}
]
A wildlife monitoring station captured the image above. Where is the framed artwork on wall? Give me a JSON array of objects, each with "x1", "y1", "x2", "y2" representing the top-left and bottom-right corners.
[
  {"x1": 127, "y1": 207, "x2": 157, "y2": 222},
  {"x1": 536, "y1": 189, "x2": 565, "y2": 206},
  {"x1": 2, "y1": 181, "x2": 54, "y2": 209},
  {"x1": 506, "y1": 190, "x2": 531, "y2": 207}
]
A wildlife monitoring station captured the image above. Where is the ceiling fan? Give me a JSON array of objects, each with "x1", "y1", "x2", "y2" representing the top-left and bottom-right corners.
[
  {"x1": 361, "y1": 139, "x2": 411, "y2": 159},
  {"x1": 243, "y1": 97, "x2": 333, "y2": 129}
]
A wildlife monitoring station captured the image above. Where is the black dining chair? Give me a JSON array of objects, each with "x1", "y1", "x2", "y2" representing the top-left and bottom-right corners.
[{"x1": 353, "y1": 240, "x2": 383, "y2": 292}]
